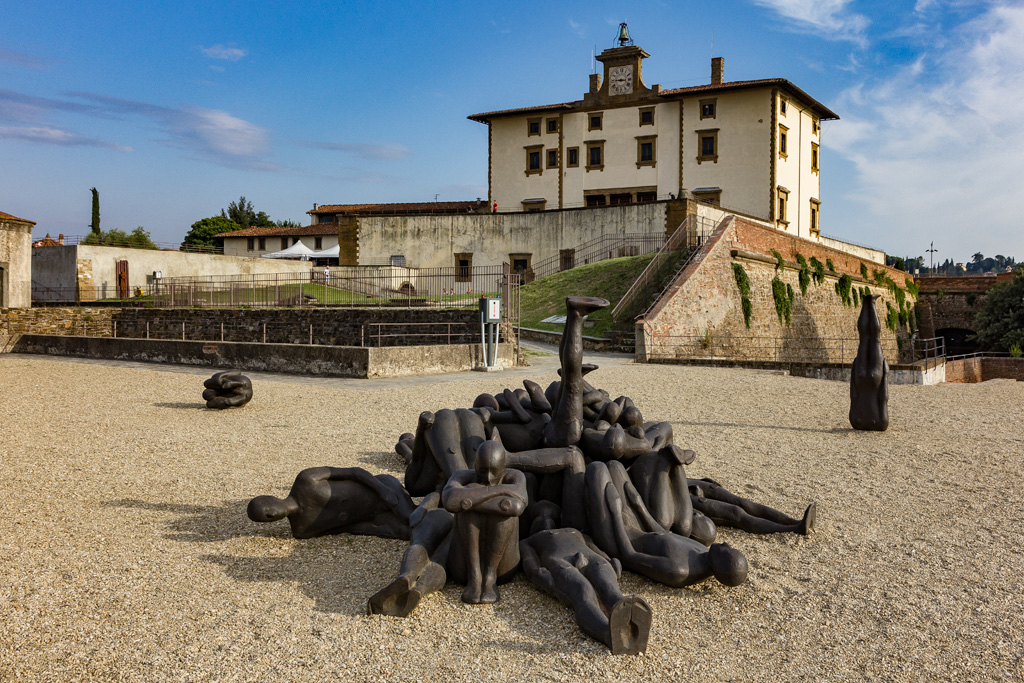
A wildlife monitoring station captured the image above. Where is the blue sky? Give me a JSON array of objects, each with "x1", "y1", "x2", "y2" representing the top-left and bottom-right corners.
[{"x1": 2, "y1": 0, "x2": 1021, "y2": 266}]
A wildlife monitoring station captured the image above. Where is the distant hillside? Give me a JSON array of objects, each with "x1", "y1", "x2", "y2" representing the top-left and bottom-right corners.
[{"x1": 519, "y1": 254, "x2": 655, "y2": 336}]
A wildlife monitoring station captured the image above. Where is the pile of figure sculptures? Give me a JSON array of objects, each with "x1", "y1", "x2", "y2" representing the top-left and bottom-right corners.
[{"x1": 246, "y1": 296, "x2": 816, "y2": 655}]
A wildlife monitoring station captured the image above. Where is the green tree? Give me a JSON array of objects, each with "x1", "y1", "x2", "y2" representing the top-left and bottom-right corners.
[
  {"x1": 181, "y1": 215, "x2": 242, "y2": 251},
  {"x1": 972, "y1": 272, "x2": 1024, "y2": 351},
  {"x1": 89, "y1": 187, "x2": 100, "y2": 234},
  {"x1": 275, "y1": 218, "x2": 300, "y2": 227},
  {"x1": 81, "y1": 226, "x2": 158, "y2": 250},
  {"x1": 219, "y1": 196, "x2": 279, "y2": 228}
]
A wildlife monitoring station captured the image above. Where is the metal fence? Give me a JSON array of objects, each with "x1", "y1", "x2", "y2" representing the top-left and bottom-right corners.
[
  {"x1": 527, "y1": 233, "x2": 666, "y2": 282},
  {"x1": 31, "y1": 264, "x2": 521, "y2": 322},
  {"x1": 611, "y1": 214, "x2": 719, "y2": 321}
]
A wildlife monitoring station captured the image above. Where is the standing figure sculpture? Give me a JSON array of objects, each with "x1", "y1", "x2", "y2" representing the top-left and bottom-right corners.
[
  {"x1": 442, "y1": 441, "x2": 528, "y2": 604},
  {"x1": 849, "y1": 293, "x2": 889, "y2": 431},
  {"x1": 544, "y1": 296, "x2": 611, "y2": 448},
  {"x1": 202, "y1": 370, "x2": 253, "y2": 409}
]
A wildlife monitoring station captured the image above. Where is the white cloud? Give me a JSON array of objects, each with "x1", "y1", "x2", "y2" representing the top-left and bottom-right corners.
[
  {"x1": 0, "y1": 125, "x2": 131, "y2": 151},
  {"x1": 568, "y1": 19, "x2": 585, "y2": 37},
  {"x1": 177, "y1": 106, "x2": 269, "y2": 158},
  {"x1": 748, "y1": 0, "x2": 869, "y2": 43},
  {"x1": 825, "y1": 4, "x2": 1024, "y2": 259},
  {"x1": 199, "y1": 44, "x2": 247, "y2": 62},
  {"x1": 302, "y1": 141, "x2": 411, "y2": 161}
]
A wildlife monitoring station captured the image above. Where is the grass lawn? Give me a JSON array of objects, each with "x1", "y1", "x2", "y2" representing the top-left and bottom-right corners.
[{"x1": 519, "y1": 254, "x2": 656, "y2": 337}]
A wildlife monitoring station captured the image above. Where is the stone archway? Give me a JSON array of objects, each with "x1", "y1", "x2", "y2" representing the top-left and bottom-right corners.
[{"x1": 935, "y1": 327, "x2": 977, "y2": 357}]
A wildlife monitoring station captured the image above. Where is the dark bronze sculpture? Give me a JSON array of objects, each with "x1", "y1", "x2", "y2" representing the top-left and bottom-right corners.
[
  {"x1": 521, "y1": 526, "x2": 652, "y2": 655},
  {"x1": 442, "y1": 441, "x2": 528, "y2": 604},
  {"x1": 850, "y1": 293, "x2": 889, "y2": 431},
  {"x1": 248, "y1": 294, "x2": 820, "y2": 654},
  {"x1": 689, "y1": 478, "x2": 815, "y2": 535},
  {"x1": 202, "y1": 370, "x2": 253, "y2": 409},
  {"x1": 247, "y1": 467, "x2": 415, "y2": 540}
]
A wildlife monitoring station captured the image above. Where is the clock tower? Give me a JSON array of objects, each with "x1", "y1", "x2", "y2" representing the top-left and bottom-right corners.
[{"x1": 584, "y1": 23, "x2": 659, "y2": 105}]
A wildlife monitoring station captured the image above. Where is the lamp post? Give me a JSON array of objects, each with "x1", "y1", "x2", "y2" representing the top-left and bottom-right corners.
[{"x1": 926, "y1": 242, "x2": 938, "y2": 275}]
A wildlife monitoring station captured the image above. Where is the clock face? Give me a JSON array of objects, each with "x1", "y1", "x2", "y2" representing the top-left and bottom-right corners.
[{"x1": 609, "y1": 65, "x2": 633, "y2": 95}]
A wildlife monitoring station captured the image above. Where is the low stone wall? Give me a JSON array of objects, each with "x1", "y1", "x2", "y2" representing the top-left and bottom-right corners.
[
  {"x1": 648, "y1": 358, "x2": 944, "y2": 385},
  {"x1": 2, "y1": 307, "x2": 115, "y2": 338},
  {"x1": 9, "y1": 335, "x2": 516, "y2": 378},
  {"x1": 945, "y1": 356, "x2": 1024, "y2": 383}
]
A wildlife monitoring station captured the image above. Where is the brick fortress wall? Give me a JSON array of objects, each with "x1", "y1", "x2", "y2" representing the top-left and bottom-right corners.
[{"x1": 638, "y1": 216, "x2": 915, "y2": 364}]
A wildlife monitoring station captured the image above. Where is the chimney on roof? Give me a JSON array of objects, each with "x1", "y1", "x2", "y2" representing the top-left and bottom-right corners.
[
  {"x1": 313, "y1": 203, "x2": 318, "y2": 210},
  {"x1": 589, "y1": 73, "x2": 601, "y2": 94},
  {"x1": 711, "y1": 57, "x2": 724, "y2": 85},
  {"x1": 58, "y1": 233, "x2": 64, "y2": 245}
]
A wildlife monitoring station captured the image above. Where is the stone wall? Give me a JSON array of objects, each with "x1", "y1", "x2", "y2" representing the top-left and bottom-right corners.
[
  {"x1": 0, "y1": 213, "x2": 34, "y2": 308},
  {"x1": 32, "y1": 245, "x2": 314, "y2": 302},
  {"x1": 9, "y1": 335, "x2": 517, "y2": 378},
  {"x1": 638, "y1": 216, "x2": 913, "y2": 364},
  {"x1": 2, "y1": 307, "x2": 115, "y2": 337},
  {"x1": 945, "y1": 356, "x2": 1024, "y2": 383}
]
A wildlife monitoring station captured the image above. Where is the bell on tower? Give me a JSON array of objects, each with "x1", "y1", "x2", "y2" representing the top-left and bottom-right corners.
[{"x1": 616, "y1": 22, "x2": 633, "y2": 47}]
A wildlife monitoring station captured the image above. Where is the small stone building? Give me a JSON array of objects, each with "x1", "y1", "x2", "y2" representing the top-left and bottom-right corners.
[{"x1": 0, "y1": 210, "x2": 34, "y2": 308}]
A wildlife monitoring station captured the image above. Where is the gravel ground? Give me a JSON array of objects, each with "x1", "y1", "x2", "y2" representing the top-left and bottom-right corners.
[{"x1": 1, "y1": 353, "x2": 1022, "y2": 682}]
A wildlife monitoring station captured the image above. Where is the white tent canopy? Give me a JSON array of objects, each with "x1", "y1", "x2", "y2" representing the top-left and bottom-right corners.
[
  {"x1": 261, "y1": 241, "x2": 315, "y2": 259},
  {"x1": 309, "y1": 244, "x2": 340, "y2": 258}
]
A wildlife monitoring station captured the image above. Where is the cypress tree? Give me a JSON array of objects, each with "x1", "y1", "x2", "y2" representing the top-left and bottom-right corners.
[{"x1": 90, "y1": 187, "x2": 100, "y2": 234}]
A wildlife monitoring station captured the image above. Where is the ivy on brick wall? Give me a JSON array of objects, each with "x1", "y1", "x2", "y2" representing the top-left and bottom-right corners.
[
  {"x1": 905, "y1": 278, "x2": 919, "y2": 299},
  {"x1": 795, "y1": 253, "x2": 811, "y2": 296},
  {"x1": 771, "y1": 249, "x2": 785, "y2": 272},
  {"x1": 885, "y1": 300, "x2": 899, "y2": 332},
  {"x1": 860, "y1": 263, "x2": 869, "y2": 279},
  {"x1": 853, "y1": 287, "x2": 860, "y2": 308},
  {"x1": 835, "y1": 273, "x2": 853, "y2": 306},
  {"x1": 772, "y1": 276, "x2": 794, "y2": 325},
  {"x1": 809, "y1": 256, "x2": 825, "y2": 285},
  {"x1": 731, "y1": 262, "x2": 753, "y2": 329}
]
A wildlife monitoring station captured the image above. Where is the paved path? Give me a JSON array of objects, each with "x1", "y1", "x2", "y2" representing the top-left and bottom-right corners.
[{"x1": 2, "y1": 339, "x2": 634, "y2": 391}]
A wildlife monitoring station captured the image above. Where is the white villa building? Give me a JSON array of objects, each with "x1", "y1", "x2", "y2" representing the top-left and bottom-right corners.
[{"x1": 469, "y1": 30, "x2": 838, "y2": 240}]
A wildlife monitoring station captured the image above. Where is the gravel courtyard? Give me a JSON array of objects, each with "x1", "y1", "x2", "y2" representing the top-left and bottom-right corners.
[{"x1": 1, "y1": 353, "x2": 1021, "y2": 682}]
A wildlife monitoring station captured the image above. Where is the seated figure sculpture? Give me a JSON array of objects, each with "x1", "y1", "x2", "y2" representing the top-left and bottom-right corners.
[
  {"x1": 520, "y1": 505, "x2": 652, "y2": 655},
  {"x1": 585, "y1": 460, "x2": 748, "y2": 588},
  {"x1": 689, "y1": 478, "x2": 816, "y2": 535},
  {"x1": 247, "y1": 467, "x2": 415, "y2": 540},
  {"x1": 442, "y1": 441, "x2": 528, "y2": 604},
  {"x1": 368, "y1": 492, "x2": 454, "y2": 617},
  {"x1": 202, "y1": 370, "x2": 253, "y2": 409}
]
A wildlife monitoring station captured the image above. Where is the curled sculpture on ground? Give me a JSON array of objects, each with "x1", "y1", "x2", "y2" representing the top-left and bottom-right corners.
[
  {"x1": 246, "y1": 295, "x2": 817, "y2": 655},
  {"x1": 850, "y1": 293, "x2": 889, "y2": 431},
  {"x1": 202, "y1": 370, "x2": 253, "y2": 409}
]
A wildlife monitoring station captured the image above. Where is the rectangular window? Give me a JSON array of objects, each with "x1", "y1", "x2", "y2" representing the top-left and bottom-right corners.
[
  {"x1": 779, "y1": 97, "x2": 788, "y2": 116},
  {"x1": 247, "y1": 238, "x2": 255, "y2": 251},
  {"x1": 586, "y1": 141, "x2": 604, "y2": 171},
  {"x1": 390, "y1": 254, "x2": 405, "y2": 267},
  {"x1": 454, "y1": 253, "x2": 472, "y2": 282},
  {"x1": 527, "y1": 118, "x2": 541, "y2": 136},
  {"x1": 811, "y1": 142, "x2": 820, "y2": 173},
  {"x1": 585, "y1": 194, "x2": 607, "y2": 207},
  {"x1": 546, "y1": 117, "x2": 559, "y2": 133},
  {"x1": 510, "y1": 253, "x2": 532, "y2": 279},
  {"x1": 636, "y1": 135, "x2": 656, "y2": 167},
  {"x1": 610, "y1": 193, "x2": 632, "y2": 206},
  {"x1": 809, "y1": 199, "x2": 821, "y2": 235},
  {"x1": 525, "y1": 144, "x2": 543, "y2": 175},
  {"x1": 280, "y1": 238, "x2": 288, "y2": 250},
  {"x1": 314, "y1": 237, "x2": 323, "y2": 250},
  {"x1": 559, "y1": 249, "x2": 575, "y2": 272},
  {"x1": 639, "y1": 107, "x2": 655, "y2": 126},
  {"x1": 812, "y1": 118, "x2": 820, "y2": 135},
  {"x1": 779, "y1": 124, "x2": 788, "y2": 158},
  {"x1": 777, "y1": 187, "x2": 790, "y2": 226},
  {"x1": 699, "y1": 98, "x2": 717, "y2": 119},
  {"x1": 697, "y1": 129, "x2": 718, "y2": 163},
  {"x1": 258, "y1": 237, "x2": 266, "y2": 250},
  {"x1": 692, "y1": 188, "x2": 722, "y2": 207},
  {"x1": 547, "y1": 149, "x2": 559, "y2": 168},
  {"x1": 567, "y1": 147, "x2": 579, "y2": 167},
  {"x1": 588, "y1": 112, "x2": 603, "y2": 131},
  {"x1": 636, "y1": 191, "x2": 657, "y2": 203}
]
